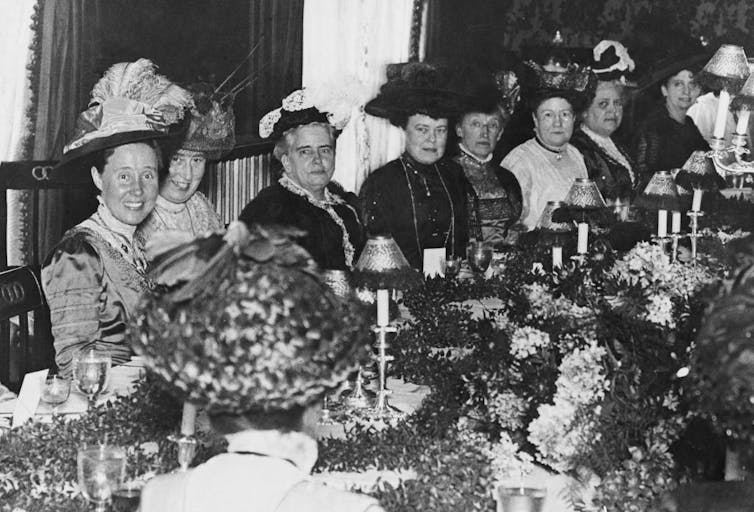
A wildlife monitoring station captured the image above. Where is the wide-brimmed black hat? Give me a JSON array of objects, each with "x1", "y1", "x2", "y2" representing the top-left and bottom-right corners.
[
  {"x1": 54, "y1": 59, "x2": 193, "y2": 176},
  {"x1": 365, "y1": 62, "x2": 461, "y2": 126}
]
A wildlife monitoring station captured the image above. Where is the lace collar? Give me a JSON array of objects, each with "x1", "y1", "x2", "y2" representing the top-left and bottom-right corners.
[
  {"x1": 80, "y1": 199, "x2": 146, "y2": 273},
  {"x1": 225, "y1": 429, "x2": 318, "y2": 473},
  {"x1": 458, "y1": 144, "x2": 493, "y2": 165},
  {"x1": 279, "y1": 174, "x2": 345, "y2": 206},
  {"x1": 155, "y1": 194, "x2": 188, "y2": 213}
]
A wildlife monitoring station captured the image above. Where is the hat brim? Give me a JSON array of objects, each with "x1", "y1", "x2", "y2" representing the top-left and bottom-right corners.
[
  {"x1": 54, "y1": 130, "x2": 169, "y2": 178},
  {"x1": 365, "y1": 88, "x2": 461, "y2": 126}
]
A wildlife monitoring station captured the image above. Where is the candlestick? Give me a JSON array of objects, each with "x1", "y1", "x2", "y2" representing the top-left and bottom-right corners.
[
  {"x1": 736, "y1": 107, "x2": 751, "y2": 136},
  {"x1": 714, "y1": 90, "x2": 731, "y2": 140},
  {"x1": 671, "y1": 211, "x2": 681, "y2": 233},
  {"x1": 376, "y1": 289, "x2": 389, "y2": 327},
  {"x1": 180, "y1": 402, "x2": 197, "y2": 436},
  {"x1": 577, "y1": 222, "x2": 589, "y2": 254},
  {"x1": 657, "y1": 209, "x2": 668, "y2": 238},
  {"x1": 691, "y1": 189, "x2": 703, "y2": 212},
  {"x1": 552, "y1": 246, "x2": 563, "y2": 269}
]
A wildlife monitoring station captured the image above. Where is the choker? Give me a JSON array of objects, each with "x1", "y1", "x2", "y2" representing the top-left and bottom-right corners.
[{"x1": 535, "y1": 137, "x2": 565, "y2": 161}]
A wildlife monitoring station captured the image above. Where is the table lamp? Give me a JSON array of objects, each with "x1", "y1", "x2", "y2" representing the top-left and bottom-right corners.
[
  {"x1": 537, "y1": 200, "x2": 574, "y2": 269},
  {"x1": 353, "y1": 235, "x2": 421, "y2": 414},
  {"x1": 563, "y1": 178, "x2": 606, "y2": 256},
  {"x1": 635, "y1": 170, "x2": 680, "y2": 239}
]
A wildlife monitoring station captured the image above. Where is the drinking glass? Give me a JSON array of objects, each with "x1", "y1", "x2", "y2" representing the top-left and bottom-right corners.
[
  {"x1": 111, "y1": 483, "x2": 141, "y2": 512},
  {"x1": 40, "y1": 374, "x2": 71, "y2": 417},
  {"x1": 494, "y1": 487, "x2": 545, "y2": 512},
  {"x1": 77, "y1": 445, "x2": 127, "y2": 512},
  {"x1": 441, "y1": 256, "x2": 462, "y2": 278},
  {"x1": 74, "y1": 350, "x2": 111, "y2": 410},
  {"x1": 467, "y1": 242, "x2": 493, "y2": 273}
]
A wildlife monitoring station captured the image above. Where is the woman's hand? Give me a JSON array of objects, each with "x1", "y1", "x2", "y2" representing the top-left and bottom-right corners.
[{"x1": 224, "y1": 221, "x2": 251, "y2": 250}]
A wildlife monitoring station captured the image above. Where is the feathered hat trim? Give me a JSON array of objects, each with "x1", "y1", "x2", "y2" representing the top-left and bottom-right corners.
[{"x1": 179, "y1": 84, "x2": 236, "y2": 160}]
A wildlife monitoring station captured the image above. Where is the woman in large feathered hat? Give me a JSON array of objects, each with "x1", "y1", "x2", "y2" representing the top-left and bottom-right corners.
[{"x1": 41, "y1": 59, "x2": 192, "y2": 376}]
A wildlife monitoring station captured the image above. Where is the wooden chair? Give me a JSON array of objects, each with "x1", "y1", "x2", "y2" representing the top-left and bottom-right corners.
[{"x1": 0, "y1": 266, "x2": 49, "y2": 392}]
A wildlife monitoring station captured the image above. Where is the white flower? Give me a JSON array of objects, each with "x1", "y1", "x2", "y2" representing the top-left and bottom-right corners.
[
  {"x1": 510, "y1": 326, "x2": 550, "y2": 359},
  {"x1": 645, "y1": 293, "x2": 675, "y2": 328}
]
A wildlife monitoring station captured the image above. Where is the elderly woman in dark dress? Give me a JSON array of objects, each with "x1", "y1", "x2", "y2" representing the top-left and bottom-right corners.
[
  {"x1": 454, "y1": 81, "x2": 522, "y2": 247},
  {"x1": 238, "y1": 89, "x2": 364, "y2": 271},
  {"x1": 359, "y1": 62, "x2": 468, "y2": 269}
]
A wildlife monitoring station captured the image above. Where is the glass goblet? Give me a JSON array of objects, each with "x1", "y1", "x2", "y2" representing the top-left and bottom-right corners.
[
  {"x1": 40, "y1": 375, "x2": 71, "y2": 418},
  {"x1": 441, "y1": 256, "x2": 462, "y2": 278},
  {"x1": 74, "y1": 350, "x2": 111, "y2": 411},
  {"x1": 467, "y1": 242, "x2": 493, "y2": 273},
  {"x1": 77, "y1": 445, "x2": 127, "y2": 512}
]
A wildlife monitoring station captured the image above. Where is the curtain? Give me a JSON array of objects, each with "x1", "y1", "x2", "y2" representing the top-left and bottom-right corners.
[
  {"x1": 7, "y1": 0, "x2": 101, "y2": 267},
  {"x1": 302, "y1": 0, "x2": 415, "y2": 194}
]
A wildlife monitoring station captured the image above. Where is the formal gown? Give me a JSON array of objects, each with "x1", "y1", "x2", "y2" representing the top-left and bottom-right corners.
[{"x1": 136, "y1": 192, "x2": 223, "y2": 250}]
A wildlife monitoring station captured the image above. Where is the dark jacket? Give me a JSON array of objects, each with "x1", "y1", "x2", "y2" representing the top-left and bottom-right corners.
[{"x1": 571, "y1": 128, "x2": 635, "y2": 200}]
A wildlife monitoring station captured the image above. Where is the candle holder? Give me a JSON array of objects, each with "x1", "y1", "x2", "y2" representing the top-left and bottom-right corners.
[
  {"x1": 670, "y1": 233, "x2": 681, "y2": 262},
  {"x1": 167, "y1": 434, "x2": 197, "y2": 472},
  {"x1": 371, "y1": 325, "x2": 402, "y2": 418},
  {"x1": 341, "y1": 367, "x2": 376, "y2": 409},
  {"x1": 687, "y1": 210, "x2": 705, "y2": 262}
]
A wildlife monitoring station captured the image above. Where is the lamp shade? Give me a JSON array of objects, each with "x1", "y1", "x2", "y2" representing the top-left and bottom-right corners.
[
  {"x1": 675, "y1": 150, "x2": 726, "y2": 191},
  {"x1": 352, "y1": 235, "x2": 422, "y2": 290},
  {"x1": 731, "y1": 72, "x2": 754, "y2": 110},
  {"x1": 635, "y1": 170, "x2": 680, "y2": 211},
  {"x1": 697, "y1": 44, "x2": 750, "y2": 93},
  {"x1": 537, "y1": 200, "x2": 574, "y2": 246},
  {"x1": 564, "y1": 178, "x2": 607, "y2": 209}
]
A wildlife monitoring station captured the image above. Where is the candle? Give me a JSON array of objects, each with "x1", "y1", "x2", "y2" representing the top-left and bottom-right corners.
[
  {"x1": 713, "y1": 90, "x2": 731, "y2": 140},
  {"x1": 552, "y1": 246, "x2": 563, "y2": 269},
  {"x1": 692, "y1": 189, "x2": 703, "y2": 212},
  {"x1": 577, "y1": 222, "x2": 588, "y2": 254},
  {"x1": 671, "y1": 211, "x2": 681, "y2": 233},
  {"x1": 736, "y1": 107, "x2": 751, "y2": 136},
  {"x1": 376, "y1": 289, "x2": 389, "y2": 327},
  {"x1": 181, "y1": 402, "x2": 197, "y2": 436},
  {"x1": 657, "y1": 209, "x2": 668, "y2": 237}
]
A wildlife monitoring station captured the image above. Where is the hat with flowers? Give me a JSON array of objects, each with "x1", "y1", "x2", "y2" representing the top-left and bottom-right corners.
[
  {"x1": 178, "y1": 83, "x2": 236, "y2": 160},
  {"x1": 56, "y1": 58, "x2": 193, "y2": 173},
  {"x1": 131, "y1": 224, "x2": 372, "y2": 414}
]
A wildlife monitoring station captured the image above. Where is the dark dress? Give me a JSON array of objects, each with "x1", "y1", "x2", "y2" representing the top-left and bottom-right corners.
[
  {"x1": 454, "y1": 149, "x2": 522, "y2": 247},
  {"x1": 238, "y1": 180, "x2": 364, "y2": 271},
  {"x1": 571, "y1": 127, "x2": 635, "y2": 201},
  {"x1": 632, "y1": 104, "x2": 708, "y2": 192},
  {"x1": 359, "y1": 154, "x2": 469, "y2": 269}
]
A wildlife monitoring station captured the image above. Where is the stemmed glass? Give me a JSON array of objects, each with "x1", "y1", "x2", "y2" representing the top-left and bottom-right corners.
[
  {"x1": 441, "y1": 256, "x2": 462, "y2": 278},
  {"x1": 74, "y1": 350, "x2": 111, "y2": 411},
  {"x1": 40, "y1": 374, "x2": 71, "y2": 418},
  {"x1": 467, "y1": 242, "x2": 493, "y2": 274},
  {"x1": 77, "y1": 444, "x2": 127, "y2": 512}
]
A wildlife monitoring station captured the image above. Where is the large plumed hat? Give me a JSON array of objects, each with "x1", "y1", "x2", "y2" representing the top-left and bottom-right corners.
[
  {"x1": 519, "y1": 60, "x2": 597, "y2": 112},
  {"x1": 178, "y1": 83, "x2": 236, "y2": 160},
  {"x1": 56, "y1": 59, "x2": 193, "y2": 173},
  {"x1": 259, "y1": 77, "x2": 368, "y2": 140},
  {"x1": 131, "y1": 225, "x2": 372, "y2": 415},
  {"x1": 365, "y1": 62, "x2": 461, "y2": 126}
]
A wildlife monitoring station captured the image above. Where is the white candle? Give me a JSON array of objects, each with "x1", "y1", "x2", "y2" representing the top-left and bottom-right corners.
[
  {"x1": 552, "y1": 246, "x2": 563, "y2": 269},
  {"x1": 714, "y1": 90, "x2": 731, "y2": 139},
  {"x1": 181, "y1": 402, "x2": 197, "y2": 436},
  {"x1": 692, "y1": 189, "x2": 703, "y2": 212},
  {"x1": 577, "y1": 222, "x2": 588, "y2": 254},
  {"x1": 657, "y1": 209, "x2": 668, "y2": 237},
  {"x1": 736, "y1": 107, "x2": 751, "y2": 136},
  {"x1": 671, "y1": 211, "x2": 681, "y2": 233},
  {"x1": 377, "y1": 289, "x2": 389, "y2": 327}
]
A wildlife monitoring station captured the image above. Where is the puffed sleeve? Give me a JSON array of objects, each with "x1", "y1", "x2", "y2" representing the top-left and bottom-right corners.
[{"x1": 41, "y1": 235, "x2": 103, "y2": 377}]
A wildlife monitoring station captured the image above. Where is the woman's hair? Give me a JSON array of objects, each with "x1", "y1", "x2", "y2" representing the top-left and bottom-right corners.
[
  {"x1": 583, "y1": 80, "x2": 627, "y2": 113},
  {"x1": 662, "y1": 68, "x2": 697, "y2": 88},
  {"x1": 209, "y1": 405, "x2": 306, "y2": 435},
  {"x1": 273, "y1": 122, "x2": 336, "y2": 162},
  {"x1": 528, "y1": 90, "x2": 580, "y2": 115},
  {"x1": 90, "y1": 139, "x2": 164, "y2": 174}
]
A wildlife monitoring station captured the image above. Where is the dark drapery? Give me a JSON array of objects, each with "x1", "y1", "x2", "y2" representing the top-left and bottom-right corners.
[{"x1": 247, "y1": 0, "x2": 304, "y2": 136}]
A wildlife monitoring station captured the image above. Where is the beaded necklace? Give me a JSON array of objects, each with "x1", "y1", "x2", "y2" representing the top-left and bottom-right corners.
[
  {"x1": 399, "y1": 156, "x2": 455, "y2": 258},
  {"x1": 278, "y1": 174, "x2": 357, "y2": 269}
]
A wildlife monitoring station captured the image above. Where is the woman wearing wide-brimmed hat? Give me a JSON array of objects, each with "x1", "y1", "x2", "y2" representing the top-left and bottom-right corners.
[
  {"x1": 41, "y1": 59, "x2": 192, "y2": 376},
  {"x1": 359, "y1": 62, "x2": 469, "y2": 269},
  {"x1": 135, "y1": 226, "x2": 383, "y2": 512}
]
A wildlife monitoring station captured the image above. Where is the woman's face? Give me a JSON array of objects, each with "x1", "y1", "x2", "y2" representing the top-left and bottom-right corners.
[
  {"x1": 662, "y1": 70, "x2": 701, "y2": 113},
  {"x1": 404, "y1": 114, "x2": 448, "y2": 165},
  {"x1": 533, "y1": 97, "x2": 574, "y2": 148},
  {"x1": 583, "y1": 82, "x2": 624, "y2": 137},
  {"x1": 91, "y1": 142, "x2": 159, "y2": 225},
  {"x1": 456, "y1": 111, "x2": 504, "y2": 160},
  {"x1": 161, "y1": 149, "x2": 207, "y2": 204}
]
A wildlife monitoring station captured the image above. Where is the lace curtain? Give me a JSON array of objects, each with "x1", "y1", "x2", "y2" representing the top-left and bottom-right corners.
[{"x1": 301, "y1": 0, "x2": 416, "y2": 194}]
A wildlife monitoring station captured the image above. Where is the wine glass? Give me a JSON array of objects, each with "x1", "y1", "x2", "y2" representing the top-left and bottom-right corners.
[
  {"x1": 441, "y1": 256, "x2": 462, "y2": 279},
  {"x1": 77, "y1": 445, "x2": 127, "y2": 512},
  {"x1": 40, "y1": 374, "x2": 71, "y2": 418},
  {"x1": 467, "y1": 242, "x2": 493, "y2": 274},
  {"x1": 74, "y1": 350, "x2": 111, "y2": 411}
]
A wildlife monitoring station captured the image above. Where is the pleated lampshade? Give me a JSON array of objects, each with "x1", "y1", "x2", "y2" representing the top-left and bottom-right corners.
[
  {"x1": 635, "y1": 170, "x2": 680, "y2": 211},
  {"x1": 675, "y1": 150, "x2": 726, "y2": 191},
  {"x1": 352, "y1": 235, "x2": 422, "y2": 290},
  {"x1": 538, "y1": 201, "x2": 574, "y2": 232},
  {"x1": 697, "y1": 44, "x2": 750, "y2": 93},
  {"x1": 564, "y1": 178, "x2": 606, "y2": 209}
]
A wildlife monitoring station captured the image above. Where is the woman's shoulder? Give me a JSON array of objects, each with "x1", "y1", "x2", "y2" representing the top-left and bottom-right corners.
[
  {"x1": 45, "y1": 227, "x2": 101, "y2": 265},
  {"x1": 363, "y1": 158, "x2": 404, "y2": 182}
]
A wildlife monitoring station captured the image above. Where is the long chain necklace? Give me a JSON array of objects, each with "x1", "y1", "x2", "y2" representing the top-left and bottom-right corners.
[
  {"x1": 278, "y1": 175, "x2": 356, "y2": 269},
  {"x1": 400, "y1": 157, "x2": 455, "y2": 258}
]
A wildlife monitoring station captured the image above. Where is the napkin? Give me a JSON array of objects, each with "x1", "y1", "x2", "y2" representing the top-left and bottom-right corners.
[{"x1": 12, "y1": 369, "x2": 48, "y2": 428}]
